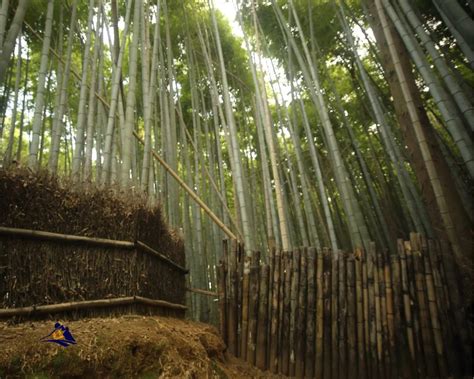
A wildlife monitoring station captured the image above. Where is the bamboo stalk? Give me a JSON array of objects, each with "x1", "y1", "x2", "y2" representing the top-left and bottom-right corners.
[
  {"x1": 256, "y1": 264, "x2": 269, "y2": 370},
  {"x1": 0, "y1": 296, "x2": 186, "y2": 317},
  {"x1": 133, "y1": 130, "x2": 237, "y2": 241},
  {"x1": 305, "y1": 248, "x2": 316, "y2": 379}
]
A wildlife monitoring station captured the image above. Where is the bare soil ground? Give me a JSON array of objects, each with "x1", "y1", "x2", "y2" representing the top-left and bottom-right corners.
[{"x1": 0, "y1": 316, "x2": 277, "y2": 378}]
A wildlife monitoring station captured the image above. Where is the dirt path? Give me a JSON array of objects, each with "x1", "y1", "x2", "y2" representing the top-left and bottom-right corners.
[{"x1": 0, "y1": 316, "x2": 278, "y2": 378}]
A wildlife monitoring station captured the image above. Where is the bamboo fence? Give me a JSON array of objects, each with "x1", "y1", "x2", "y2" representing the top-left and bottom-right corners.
[
  {"x1": 0, "y1": 226, "x2": 188, "y2": 319},
  {"x1": 217, "y1": 233, "x2": 472, "y2": 378}
]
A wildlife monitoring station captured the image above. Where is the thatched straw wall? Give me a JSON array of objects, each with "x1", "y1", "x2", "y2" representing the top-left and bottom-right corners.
[{"x1": 0, "y1": 169, "x2": 186, "y2": 318}]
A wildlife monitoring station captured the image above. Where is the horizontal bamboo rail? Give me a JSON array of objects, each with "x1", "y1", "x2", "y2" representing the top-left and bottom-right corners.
[
  {"x1": 136, "y1": 240, "x2": 188, "y2": 273},
  {"x1": 0, "y1": 226, "x2": 134, "y2": 248},
  {"x1": 0, "y1": 296, "x2": 187, "y2": 318},
  {"x1": 0, "y1": 226, "x2": 188, "y2": 273},
  {"x1": 186, "y1": 287, "x2": 218, "y2": 297}
]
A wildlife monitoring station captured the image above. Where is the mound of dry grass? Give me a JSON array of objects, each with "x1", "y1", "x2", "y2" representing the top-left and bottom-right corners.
[{"x1": 0, "y1": 316, "x2": 275, "y2": 378}]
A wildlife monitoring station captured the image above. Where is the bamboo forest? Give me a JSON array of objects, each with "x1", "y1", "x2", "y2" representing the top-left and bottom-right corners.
[{"x1": 0, "y1": 0, "x2": 472, "y2": 377}]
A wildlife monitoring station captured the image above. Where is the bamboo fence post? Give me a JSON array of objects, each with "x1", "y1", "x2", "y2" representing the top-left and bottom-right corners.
[
  {"x1": 247, "y1": 251, "x2": 260, "y2": 365},
  {"x1": 240, "y1": 254, "x2": 250, "y2": 360},
  {"x1": 266, "y1": 247, "x2": 275, "y2": 367},
  {"x1": 347, "y1": 254, "x2": 357, "y2": 378},
  {"x1": 223, "y1": 240, "x2": 230, "y2": 345},
  {"x1": 398, "y1": 239, "x2": 416, "y2": 375},
  {"x1": 421, "y1": 235, "x2": 448, "y2": 377},
  {"x1": 377, "y1": 250, "x2": 390, "y2": 379},
  {"x1": 236, "y1": 243, "x2": 244, "y2": 358},
  {"x1": 227, "y1": 240, "x2": 238, "y2": 355},
  {"x1": 404, "y1": 240, "x2": 425, "y2": 377},
  {"x1": 438, "y1": 238, "x2": 472, "y2": 374},
  {"x1": 383, "y1": 252, "x2": 396, "y2": 379},
  {"x1": 315, "y1": 248, "x2": 324, "y2": 379},
  {"x1": 373, "y1": 247, "x2": 384, "y2": 378},
  {"x1": 367, "y1": 243, "x2": 378, "y2": 379},
  {"x1": 428, "y1": 239, "x2": 459, "y2": 375},
  {"x1": 338, "y1": 251, "x2": 348, "y2": 379},
  {"x1": 217, "y1": 261, "x2": 227, "y2": 343},
  {"x1": 281, "y1": 251, "x2": 292, "y2": 375},
  {"x1": 355, "y1": 249, "x2": 366, "y2": 378},
  {"x1": 256, "y1": 264, "x2": 269, "y2": 370},
  {"x1": 289, "y1": 248, "x2": 300, "y2": 377},
  {"x1": 389, "y1": 253, "x2": 404, "y2": 378},
  {"x1": 305, "y1": 247, "x2": 316, "y2": 379},
  {"x1": 331, "y1": 251, "x2": 339, "y2": 379},
  {"x1": 322, "y1": 249, "x2": 331, "y2": 379},
  {"x1": 411, "y1": 234, "x2": 438, "y2": 377},
  {"x1": 295, "y1": 247, "x2": 307, "y2": 377},
  {"x1": 269, "y1": 248, "x2": 281, "y2": 373},
  {"x1": 361, "y1": 250, "x2": 370, "y2": 379}
]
